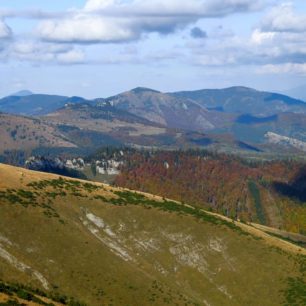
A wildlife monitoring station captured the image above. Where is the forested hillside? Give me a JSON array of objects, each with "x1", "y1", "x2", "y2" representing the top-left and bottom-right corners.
[{"x1": 114, "y1": 150, "x2": 306, "y2": 234}]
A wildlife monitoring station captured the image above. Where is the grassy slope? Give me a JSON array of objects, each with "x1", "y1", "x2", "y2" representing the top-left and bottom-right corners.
[
  {"x1": 0, "y1": 164, "x2": 305, "y2": 306},
  {"x1": 0, "y1": 286, "x2": 65, "y2": 306},
  {"x1": 0, "y1": 113, "x2": 76, "y2": 154}
]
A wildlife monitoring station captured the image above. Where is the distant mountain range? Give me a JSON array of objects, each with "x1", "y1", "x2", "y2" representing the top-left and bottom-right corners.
[
  {"x1": 283, "y1": 84, "x2": 306, "y2": 101},
  {"x1": 170, "y1": 86, "x2": 306, "y2": 116},
  {"x1": 0, "y1": 86, "x2": 305, "y2": 156},
  {"x1": 100, "y1": 87, "x2": 306, "y2": 149},
  {"x1": 2, "y1": 85, "x2": 305, "y2": 118},
  {"x1": 1, "y1": 100, "x2": 274, "y2": 166},
  {"x1": 42, "y1": 102, "x2": 264, "y2": 153},
  {"x1": 0, "y1": 94, "x2": 93, "y2": 116}
]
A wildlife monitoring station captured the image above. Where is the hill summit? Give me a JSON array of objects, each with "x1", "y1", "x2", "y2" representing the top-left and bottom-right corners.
[{"x1": 10, "y1": 90, "x2": 33, "y2": 97}]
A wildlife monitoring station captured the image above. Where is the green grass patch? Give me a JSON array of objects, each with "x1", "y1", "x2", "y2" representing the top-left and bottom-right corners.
[
  {"x1": 0, "y1": 279, "x2": 85, "y2": 305},
  {"x1": 281, "y1": 277, "x2": 306, "y2": 306},
  {"x1": 248, "y1": 180, "x2": 266, "y2": 225},
  {"x1": 107, "y1": 190, "x2": 251, "y2": 236},
  {"x1": 264, "y1": 231, "x2": 306, "y2": 249},
  {"x1": 0, "y1": 188, "x2": 60, "y2": 220}
]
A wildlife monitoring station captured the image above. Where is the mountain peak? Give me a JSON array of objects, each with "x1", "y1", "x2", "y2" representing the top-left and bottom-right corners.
[
  {"x1": 225, "y1": 86, "x2": 257, "y2": 92},
  {"x1": 131, "y1": 87, "x2": 160, "y2": 94},
  {"x1": 10, "y1": 90, "x2": 33, "y2": 97}
]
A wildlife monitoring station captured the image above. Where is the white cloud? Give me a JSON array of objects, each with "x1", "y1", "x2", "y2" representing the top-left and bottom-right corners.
[
  {"x1": 189, "y1": 25, "x2": 306, "y2": 68},
  {"x1": 260, "y1": 2, "x2": 306, "y2": 33},
  {"x1": 57, "y1": 50, "x2": 85, "y2": 64},
  {"x1": 34, "y1": 0, "x2": 265, "y2": 44},
  {"x1": 249, "y1": 3, "x2": 306, "y2": 63},
  {"x1": 85, "y1": 0, "x2": 265, "y2": 16},
  {"x1": 13, "y1": 42, "x2": 36, "y2": 54},
  {"x1": 36, "y1": 15, "x2": 136, "y2": 43},
  {"x1": 258, "y1": 63, "x2": 306, "y2": 75},
  {"x1": 251, "y1": 28, "x2": 275, "y2": 45},
  {"x1": 0, "y1": 19, "x2": 12, "y2": 39},
  {"x1": 6, "y1": 0, "x2": 306, "y2": 76},
  {"x1": 6, "y1": 40, "x2": 80, "y2": 64},
  {"x1": 85, "y1": 0, "x2": 116, "y2": 10},
  {"x1": 187, "y1": 1, "x2": 306, "y2": 69}
]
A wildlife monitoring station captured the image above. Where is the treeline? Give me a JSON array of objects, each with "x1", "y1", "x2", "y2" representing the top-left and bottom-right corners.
[
  {"x1": 84, "y1": 146, "x2": 137, "y2": 163},
  {"x1": 114, "y1": 150, "x2": 306, "y2": 234},
  {"x1": 25, "y1": 156, "x2": 87, "y2": 180}
]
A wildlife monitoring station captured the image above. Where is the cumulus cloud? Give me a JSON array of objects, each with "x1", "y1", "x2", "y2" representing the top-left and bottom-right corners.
[
  {"x1": 247, "y1": 3, "x2": 306, "y2": 65},
  {"x1": 191, "y1": 42, "x2": 245, "y2": 66},
  {"x1": 3, "y1": 39, "x2": 86, "y2": 65},
  {"x1": 191, "y1": 27, "x2": 306, "y2": 68},
  {"x1": 0, "y1": 19, "x2": 12, "y2": 39},
  {"x1": 5, "y1": 0, "x2": 298, "y2": 72},
  {"x1": 33, "y1": 0, "x2": 265, "y2": 44},
  {"x1": 35, "y1": 15, "x2": 136, "y2": 43},
  {"x1": 188, "y1": 2, "x2": 306, "y2": 69},
  {"x1": 85, "y1": 0, "x2": 265, "y2": 17},
  {"x1": 260, "y1": 3, "x2": 306, "y2": 33},
  {"x1": 251, "y1": 28, "x2": 275, "y2": 44}
]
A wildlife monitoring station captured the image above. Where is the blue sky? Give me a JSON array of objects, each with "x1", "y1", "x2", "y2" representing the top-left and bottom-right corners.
[{"x1": 0, "y1": 0, "x2": 306, "y2": 98}]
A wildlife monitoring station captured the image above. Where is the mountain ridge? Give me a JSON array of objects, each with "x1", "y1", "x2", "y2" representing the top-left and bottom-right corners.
[
  {"x1": 0, "y1": 86, "x2": 306, "y2": 155},
  {"x1": 101, "y1": 87, "x2": 237, "y2": 132},
  {"x1": 170, "y1": 86, "x2": 306, "y2": 116},
  {"x1": 0, "y1": 94, "x2": 95, "y2": 116}
]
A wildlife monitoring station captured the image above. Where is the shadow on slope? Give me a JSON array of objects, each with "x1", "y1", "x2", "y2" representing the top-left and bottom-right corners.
[{"x1": 273, "y1": 166, "x2": 306, "y2": 202}]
